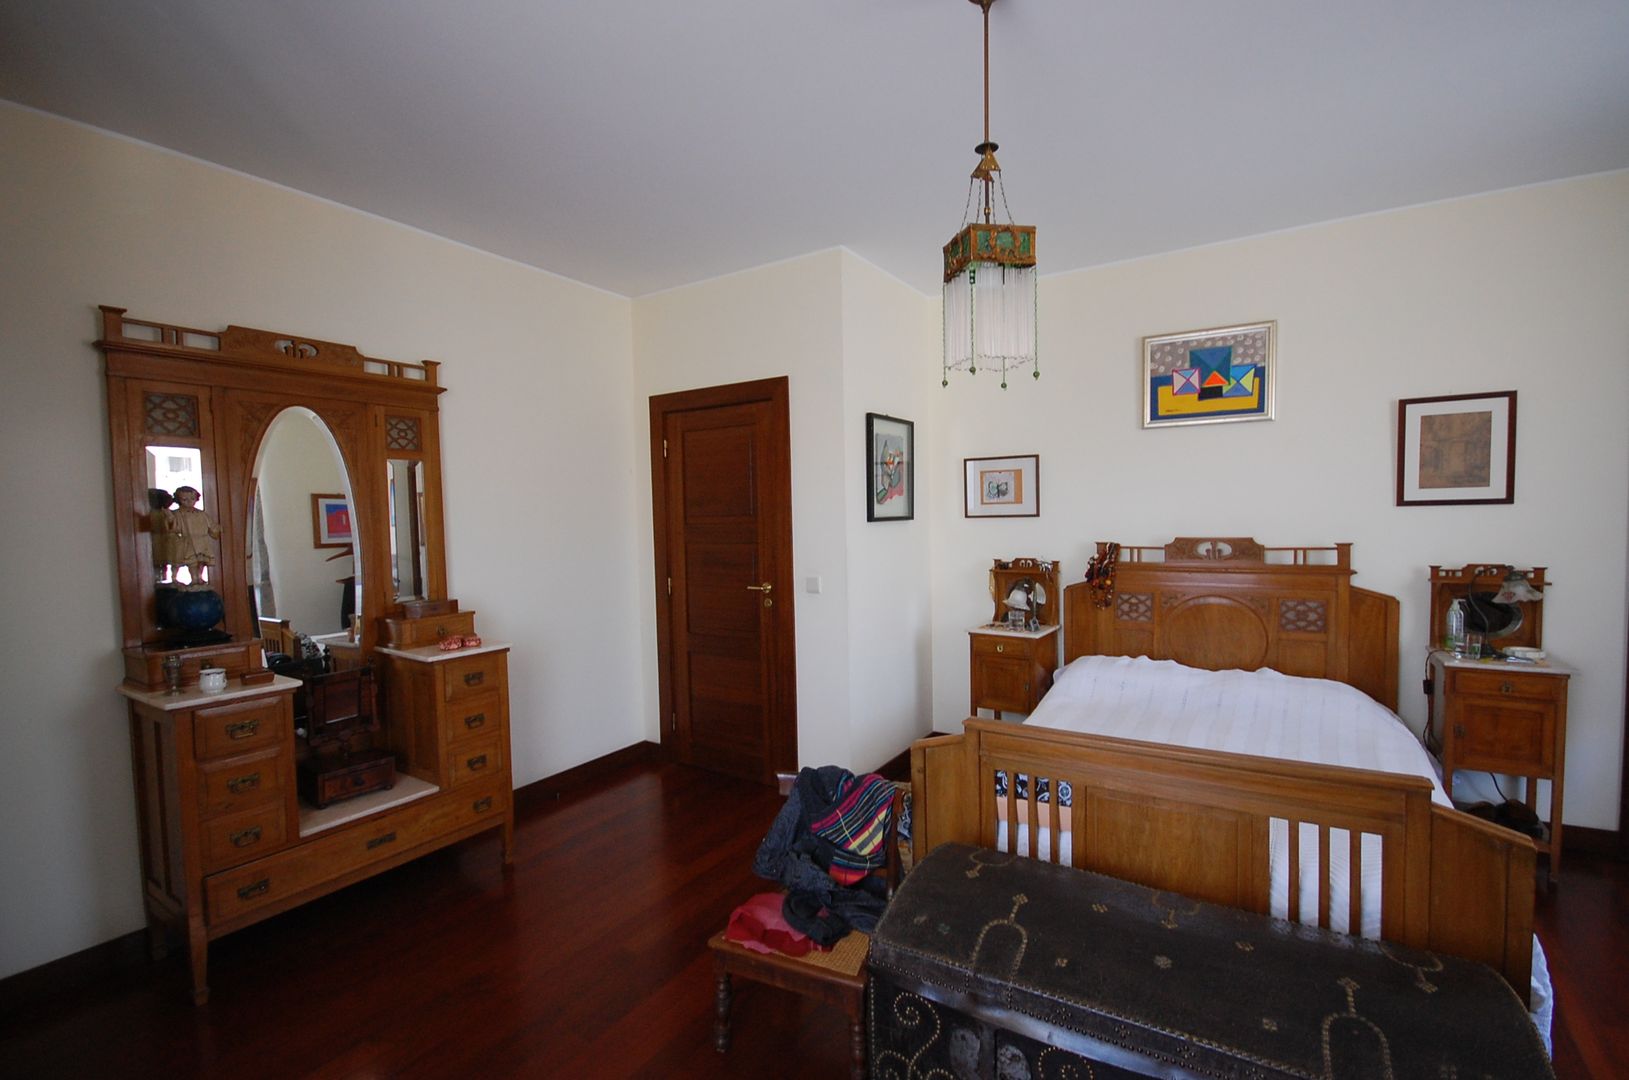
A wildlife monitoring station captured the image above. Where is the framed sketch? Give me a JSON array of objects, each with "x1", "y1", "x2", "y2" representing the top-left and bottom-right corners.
[
  {"x1": 1143, "y1": 320, "x2": 1276, "y2": 427},
  {"x1": 1396, "y1": 391, "x2": 1516, "y2": 506},
  {"x1": 964, "y1": 455, "x2": 1039, "y2": 518},
  {"x1": 311, "y1": 493, "x2": 354, "y2": 547},
  {"x1": 865, "y1": 412, "x2": 914, "y2": 522}
]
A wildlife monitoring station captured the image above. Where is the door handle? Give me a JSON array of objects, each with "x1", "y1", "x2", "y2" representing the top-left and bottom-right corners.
[{"x1": 747, "y1": 582, "x2": 773, "y2": 608}]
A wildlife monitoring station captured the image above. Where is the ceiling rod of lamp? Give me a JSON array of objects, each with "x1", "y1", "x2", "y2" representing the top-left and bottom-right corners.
[{"x1": 943, "y1": 0, "x2": 1038, "y2": 389}]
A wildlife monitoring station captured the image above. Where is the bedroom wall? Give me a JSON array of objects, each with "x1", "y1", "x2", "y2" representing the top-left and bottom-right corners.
[
  {"x1": 0, "y1": 103, "x2": 645, "y2": 979},
  {"x1": 840, "y1": 253, "x2": 939, "y2": 769},
  {"x1": 928, "y1": 170, "x2": 1629, "y2": 830}
]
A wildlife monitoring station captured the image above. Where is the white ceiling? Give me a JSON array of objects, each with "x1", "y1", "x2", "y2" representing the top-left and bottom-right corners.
[{"x1": 3, "y1": 1, "x2": 1626, "y2": 297}]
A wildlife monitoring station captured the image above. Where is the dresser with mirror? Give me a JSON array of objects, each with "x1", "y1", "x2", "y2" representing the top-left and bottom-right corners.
[{"x1": 99, "y1": 306, "x2": 513, "y2": 1003}]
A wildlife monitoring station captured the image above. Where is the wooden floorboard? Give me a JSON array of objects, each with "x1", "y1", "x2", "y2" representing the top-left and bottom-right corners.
[{"x1": 1, "y1": 757, "x2": 1624, "y2": 1078}]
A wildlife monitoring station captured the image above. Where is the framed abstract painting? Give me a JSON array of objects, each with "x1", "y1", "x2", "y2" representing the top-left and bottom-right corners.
[
  {"x1": 1143, "y1": 321, "x2": 1276, "y2": 428},
  {"x1": 1396, "y1": 391, "x2": 1516, "y2": 506},
  {"x1": 866, "y1": 412, "x2": 914, "y2": 521},
  {"x1": 963, "y1": 454, "x2": 1039, "y2": 518}
]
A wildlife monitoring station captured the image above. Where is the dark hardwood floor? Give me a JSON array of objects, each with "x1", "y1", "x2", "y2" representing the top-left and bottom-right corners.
[{"x1": 2, "y1": 758, "x2": 1625, "y2": 1078}]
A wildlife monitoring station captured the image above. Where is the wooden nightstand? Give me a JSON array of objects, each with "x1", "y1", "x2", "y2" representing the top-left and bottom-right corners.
[
  {"x1": 1428, "y1": 650, "x2": 1571, "y2": 879},
  {"x1": 969, "y1": 624, "x2": 1059, "y2": 718}
]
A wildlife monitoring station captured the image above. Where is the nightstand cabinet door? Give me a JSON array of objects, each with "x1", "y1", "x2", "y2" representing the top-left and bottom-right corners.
[
  {"x1": 1448, "y1": 696, "x2": 1556, "y2": 776},
  {"x1": 973, "y1": 652, "x2": 1032, "y2": 714}
]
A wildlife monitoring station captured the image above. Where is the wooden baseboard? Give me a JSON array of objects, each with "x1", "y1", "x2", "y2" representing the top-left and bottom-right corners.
[
  {"x1": 1564, "y1": 824, "x2": 1624, "y2": 859},
  {"x1": 513, "y1": 741, "x2": 663, "y2": 812},
  {"x1": 0, "y1": 927, "x2": 149, "y2": 1020}
]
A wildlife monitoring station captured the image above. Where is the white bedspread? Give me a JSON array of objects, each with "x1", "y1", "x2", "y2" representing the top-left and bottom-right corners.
[
  {"x1": 1028, "y1": 655, "x2": 1450, "y2": 808},
  {"x1": 1007, "y1": 654, "x2": 1551, "y2": 1048}
]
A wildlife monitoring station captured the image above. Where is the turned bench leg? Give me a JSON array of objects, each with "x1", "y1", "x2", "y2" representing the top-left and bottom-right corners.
[{"x1": 713, "y1": 967, "x2": 733, "y2": 1052}]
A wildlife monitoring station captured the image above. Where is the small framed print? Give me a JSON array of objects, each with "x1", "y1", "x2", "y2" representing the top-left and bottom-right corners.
[
  {"x1": 964, "y1": 455, "x2": 1039, "y2": 518},
  {"x1": 1396, "y1": 391, "x2": 1516, "y2": 506},
  {"x1": 865, "y1": 412, "x2": 914, "y2": 522},
  {"x1": 311, "y1": 493, "x2": 354, "y2": 547}
]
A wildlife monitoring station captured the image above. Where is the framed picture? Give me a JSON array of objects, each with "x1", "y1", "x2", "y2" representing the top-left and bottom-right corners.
[
  {"x1": 311, "y1": 493, "x2": 354, "y2": 547},
  {"x1": 1396, "y1": 391, "x2": 1516, "y2": 506},
  {"x1": 1143, "y1": 320, "x2": 1276, "y2": 427},
  {"x1": 964, "y1": 455, "x2": 1039, "y2": 518},
  {"x1": 865, "y1": 413, "x2": 914, "y2": 522}
]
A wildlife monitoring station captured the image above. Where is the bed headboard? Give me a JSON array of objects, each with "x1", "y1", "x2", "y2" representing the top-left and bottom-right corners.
[{"x1": 1063, "y1": 537, "x2": 1399, "y2": 710}]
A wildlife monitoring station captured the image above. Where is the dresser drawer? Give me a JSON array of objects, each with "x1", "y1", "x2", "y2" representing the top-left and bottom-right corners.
[
  {"x1": 205, "y1": 781, "x2": 508, "y2": 925},
  {"x1": 442, "y1": 653, "x2": 503, "y2": 703},
  {"x1": 1449, "y1": 669, "x2": 1564, "y2": 702},
  {"x1": 200, "y1": 803, "x2": 290, "y2": 874},
  {"x1": 444, "y1": 691, "x2": 503, "y2": 745},
  {"x1": 193, "y1": 695, "x2": 288, "y2": 760},
  {"x1": 197, "y1": 748, "x2": 288, "y2": 818},
  {"x1": 445, "y1": 730, "x2": 506, "y2": 788}
]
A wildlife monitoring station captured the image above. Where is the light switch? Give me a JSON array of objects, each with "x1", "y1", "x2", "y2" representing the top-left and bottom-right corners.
[{"x1": 806, "y1": 575, "x2": 823, "y2": 594}]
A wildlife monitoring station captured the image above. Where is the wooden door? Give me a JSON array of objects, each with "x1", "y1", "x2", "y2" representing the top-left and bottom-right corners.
[{"x1": 650, "y1": 377, "x2": 796, "y2": 783}]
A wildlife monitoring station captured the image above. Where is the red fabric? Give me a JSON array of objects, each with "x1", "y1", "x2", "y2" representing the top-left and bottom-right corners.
[{"x1": 724, "y1": 893, "x2": 828, "y2": 956}]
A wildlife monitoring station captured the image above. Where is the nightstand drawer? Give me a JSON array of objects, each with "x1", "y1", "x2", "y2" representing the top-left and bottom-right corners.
[
  {"x1": 971, "y1": 634, "x2": 1032, "y2": 659},
  {"x1": 1449, "y1": 669, "x2": 1563, "y2": 702}
]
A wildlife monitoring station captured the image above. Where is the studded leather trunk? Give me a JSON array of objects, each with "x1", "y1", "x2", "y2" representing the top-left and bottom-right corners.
[{"x1": 868, "y1": 843, "x2": 1552, "y2": 1079}]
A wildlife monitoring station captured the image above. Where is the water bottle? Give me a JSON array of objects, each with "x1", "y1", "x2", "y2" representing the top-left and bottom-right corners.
[{"x1": 1446, "y1": 599, "x2": 1467, "y2": 654}]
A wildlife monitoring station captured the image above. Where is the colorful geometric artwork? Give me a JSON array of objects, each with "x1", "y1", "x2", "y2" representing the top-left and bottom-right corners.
[{"x1": 1142, "y1": 322, "x2": 1276, "y2": 427}]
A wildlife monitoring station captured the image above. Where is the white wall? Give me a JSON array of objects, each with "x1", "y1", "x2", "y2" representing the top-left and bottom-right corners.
[
  {"x1": 840, "y1": 253, "x2": 939, "y2": 768},
  {"x1": 0, "y1": 104, "x2": 645, "y2": 978},
  {"x1": 929, "y1": 172, "x2": 1629, "y2": 829}
]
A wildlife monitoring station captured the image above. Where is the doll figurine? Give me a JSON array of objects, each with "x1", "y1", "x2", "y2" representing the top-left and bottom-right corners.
[{"x1": 168, "y1": 485, "x2": 222, "y2": 587}]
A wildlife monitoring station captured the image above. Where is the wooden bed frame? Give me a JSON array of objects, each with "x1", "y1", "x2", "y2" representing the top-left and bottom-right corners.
[{"x1": 911, "y1": 538, "x2": 1536, "y2": 1000}]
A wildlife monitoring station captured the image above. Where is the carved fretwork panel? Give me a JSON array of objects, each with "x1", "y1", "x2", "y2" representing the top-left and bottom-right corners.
[
  {"x1": 1115, "y1": 592, "x2": 1153, "y2": 623},
  {"x1": 1279, "y1": 599, "x2": 1329, "y2": 634},
  {"x1": 386, "y1": 415, "x2": 422, "y2": 452},
  {"x1": 1164, "y1": 537, "x2": 1266, "y2": 563},
  {"x1": 144, "y1": 392, "x2": 200, "y2": 438}
]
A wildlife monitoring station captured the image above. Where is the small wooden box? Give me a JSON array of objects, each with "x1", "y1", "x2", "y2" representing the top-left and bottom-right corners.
[
  {"x1": 298, "y1": 748, "x2": 397, "y2": 809},
  {"x1": 379, "y1": 610, "x2": 477, "y2": 648},
  {"x1": 123, "y1": 640, "x2": 265, "y2": 690}
]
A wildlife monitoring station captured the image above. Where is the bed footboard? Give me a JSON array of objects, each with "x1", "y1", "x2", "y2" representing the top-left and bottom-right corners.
[{"x1": 910, "y1": 720, "x2": 1535, "y2": 1001}]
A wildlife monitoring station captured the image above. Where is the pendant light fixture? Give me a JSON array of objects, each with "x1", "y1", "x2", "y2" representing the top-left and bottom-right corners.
[{"x1": 943, "y1": 0, "x2": 1037, "y2": 389}]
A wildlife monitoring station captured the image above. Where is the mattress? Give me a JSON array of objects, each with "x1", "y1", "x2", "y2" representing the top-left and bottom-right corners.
[{"x1": 991, "y1": 654, "x2": 1552, "y2": 1047}]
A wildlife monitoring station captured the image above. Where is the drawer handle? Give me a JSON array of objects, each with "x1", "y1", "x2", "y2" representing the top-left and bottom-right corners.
[
  {"x1": 1501, "y1": 681, "x2": 1514, "y2": 694},
  {"x1": 226, "y1": 719, "x2": 261, "y2": 740},
  {"x1": 464, "y1": 712, "x2": 486, "y2": 730},
  {"x1": 473, "y1": 796, "x2": 493, "y2": 813},
  {"x1": 366, "y1": 831, "x2": 397, "y2": 851},
  {"x1": 466, "y1": 753, "x2": 489, "y2": 772},
  {"x1": 237, "y1": 878, "x2": 270, "y2": 900},
  {"x1": 996, "y1": 643, "x2": 1005, "y2": 653},
  {"x1": 1454, "y1": 723, "x2": 1465, "y2": 738},
  {"x1": 230, "y1": 826, "x2": 262, "y2": 848},
  {"x1": 463, "y1": 671, "x2": 485, "y2": 687},
  {"x1": 226, "y1": 772, "x2": 262, "y2": 794}
]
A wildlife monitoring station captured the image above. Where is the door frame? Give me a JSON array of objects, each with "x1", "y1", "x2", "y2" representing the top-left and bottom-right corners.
[{"x1": 649, "y1": 376, "x2": 797, "y2": 782}]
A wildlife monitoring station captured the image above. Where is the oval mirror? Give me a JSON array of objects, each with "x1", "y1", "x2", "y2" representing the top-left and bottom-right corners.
[{"x1": 247, "y1": 408, "x2": 362, "y2": 667}]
